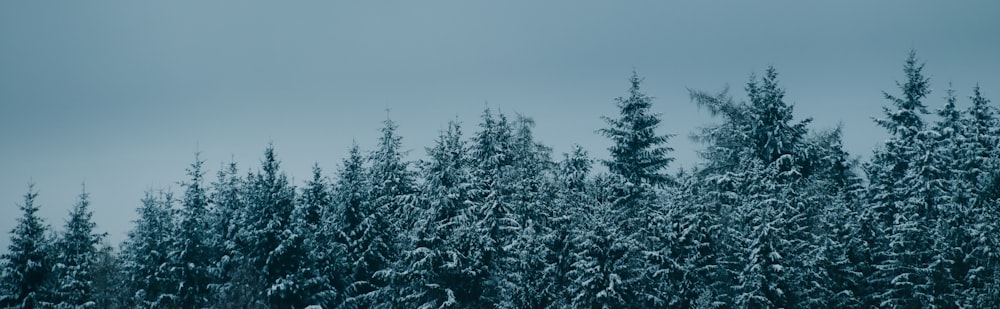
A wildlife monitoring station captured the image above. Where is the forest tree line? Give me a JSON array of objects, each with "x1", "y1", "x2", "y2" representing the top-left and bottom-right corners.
[{"x1": 2, "y1": 51, "x2": 999, "y2": 308}]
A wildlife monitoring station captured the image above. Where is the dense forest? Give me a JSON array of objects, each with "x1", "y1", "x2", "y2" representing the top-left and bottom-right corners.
[{"x1": 3, "y1": 51, "x2": 998, "y2": 308}]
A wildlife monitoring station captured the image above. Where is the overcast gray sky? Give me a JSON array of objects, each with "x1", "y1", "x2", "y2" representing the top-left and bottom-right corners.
[{"x1": 2, "y1": 1, "x2": 999, "y2": 250}]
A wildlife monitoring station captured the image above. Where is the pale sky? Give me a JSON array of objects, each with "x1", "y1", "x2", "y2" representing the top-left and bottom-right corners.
[{"x1": 2, "y1": 1, "x2": 999, "y2": 251}]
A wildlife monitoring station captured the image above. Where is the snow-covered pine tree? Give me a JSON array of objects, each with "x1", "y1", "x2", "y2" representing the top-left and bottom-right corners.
[
  {"x1": 1, "y1": 184, "x2": 54, "y2": 308},
  {"x1": 686, "y1": 87, "x2": 752, "y2": 306},
  {"x1": 566, "y1": 177, "x2": 642, "y2": 309},
  {"x1": 729, "y1": 159, "x2": 788, "y2": 308},
  {"x1": 334, "y1": 143, "x2": 378, "y2": 309},
  {"x1": 598, "y1": 70, "x2": 675, "y2": 188},
  {"x1": 393, "y1": 120, "x2": 485, "y2": 308},
  {"x1": 648, "y1": 168, "x2": 729, "y2": 308},
  {"x1": 865, "y1": 50, "x2": 939, "y2": 308},
  {"x1": 51, "y1": 186, "x2": 105, "y2": 308},
  {"x1": 688, "y1": 67, "x2": 829, "y2": 307},
  {"x1": 467, "y1": 108, "x2": 525, "y2": 306},
  {"x1": 922, "y1": 87, "x2": 972, "y2": 307},
  {"x1": 367, "y1": 117, "x2": 419, "y2": 239},
  {"x1": 299, "y1": 164, "x2": 331, "y2": 231},
  {"x1": 360, "y1": 117, "x2": 417, "y2": 307},
  {"x1": 467, "y1": 108, "x2": 518, "y2": 304},
  {"x1": 745, "y1": 67, "x2": 811, "y2": 167},
  {"x1": 299, "y1": 163, "x2": 345, "y2": 308},
  {"x1": 961, "y1": 85, "x2": 1000, "y2": 307},
  {"x1": 965, "y1": 86, "x2": 1000, "y2": 201},
  {"x1": 164, "y1": 154, "x2": 213, "y2": 308},
  {"x1": 596, "y1": 72, "x2": 678, "y2": 306},
  {"x1": 218, "y1": 145, "x2": 297, "y2": 307},
  {"x1": 496, "y1": 115, "x2": 557, "y2": 308},
  {"x1": 241, "y1": 145, "x2": 299, "y2": 307},
  {"x1": 336, "y1": 143, "x2": 368, "y2": 250},
  {"x1": 548, "y1": 145, "x2": 593, "y2": 307},
  {"x1": 271, "y1": 164, "x2": 341, "y2": 308},
  {"x1": 367, "y1": 117, "x2": 418, "y2": 244},
  {"x1": 206, "y1": 160, "x2": 253, "y2": 307},
  {"x1": 120, "y1": 190, "x2": 176, "y2": 308},
  {"x1": 800, "y1": 128, "x2": 866, "y2": 308}
]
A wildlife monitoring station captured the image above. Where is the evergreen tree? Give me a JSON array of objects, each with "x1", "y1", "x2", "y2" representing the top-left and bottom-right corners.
[
  {"x1": 548, "y1": 145, "x2": 593, "y2": 307},
  {"x1": 688, "y1": 66, "x2": 811, "y2": 171},
  {"x1": 246, "y1": 145, "x2": 299, "y2": 307},
  {"x1": 961, "y1": 85, "x2": 1000, "y2": 307},
  {"x1": 367, "y1": 117, "x2": 418, "y2": 246},
  {"x1": 468, "y1": 108, "x2": 520, "y2": 306},
  {"x1": 334, "y1": 143, "x2": 375, "y2": 309},
  {"x1": 688, "y1": 67, "x2": 830, "y2": 307},
  {"x1": 865, "y1": 50, "x2": 938, "y2": 308},
  {"x1": 745, "y1": 67, "x2": 811, "y2": 166},
  {"x1": 1, "y1": 184, "x2": 53, "y2": 309},
  {"x1": 965, "y1": 85, "x2": 1000, "y2": 199},
  {"x1": 599, "y1": 70, "x2": 675, "y2": 187},
  {"x1": 802, "y1": 128, "x2": 866, "y2": 307},
  {"x1": 393, "y1": 120, "x2": 484, "y2": 308},
  {"x1": 596, "y1": 72, "x2": 679, "y2": 306},
  {"x1": 356, "y1": 117, "x2": 417, "y2": 307},
  {"x1": 120, "y1": 190, "x2": 176, "y2": 308},
  {"x1": 206, "y1": 160, "x2": 253, "y2": 306},
  {"x1": 51, "y1": 186, "x2": 105, "y2": 308},
  {"x1": 497, "y1": 115, "x2": 557, "y2": 308},
  {"x1": 270, "y1": 164, "x2": 340, "y2": 308},
  {"x1": 924, "y1": 87, "x2": 969, "y2": 307},
  {"x1": 566, "y1": 184, "x2": 642, "y2": 308},
  {"x1": 647, "y1": 169, "x2": 729, "y2": 308},
  {"x1": 165, "y1": 154, "x2": 213, "y2": 308},
  {"x1": 90, "y1": 243, "x2": 126, "y2": 309}
]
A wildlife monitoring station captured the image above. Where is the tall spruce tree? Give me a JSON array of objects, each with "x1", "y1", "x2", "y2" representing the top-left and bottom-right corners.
[
  {"x1": 1, "y1": 184, "x2": 53, "y2": 309},
  {"x1": 498, "y1": 115, "x2": 557, "y2": 308},
  {"x1": 360, "y1": 117, "x2": 417, "y2": 307},
  {"x1": 688, "y1": 67, "x2": 829, "y2": 307},
  {"x1": 51, "y1": 186, "x2": 104, "y2": 308},
  {"x1": 334, "y1": 143, "x2": 376, "y2": 309},
  {"x1": 865, "y1": 50, "x2": 938, "y2": 308},
  {"x1": 566, "y1": 179, "x2": 641, "y2": 308},
  {"x1": 393, "y1": 120, "x2": 484, "y2": 308},
  {"x1": 166, "y1": 154, "x2": 213, "y2": 308},
  {"x1": 549, "y1": 145, "x2": 592, "y2": 305},
  {"x1": 120, "y1": 190, "x2": 176, "y2": 308},
  {"x1": 468, "y1": 108, "x2": 520, "y2": 306},
  {"x1": 206, "y1": 160, "x2": 252, "y2": 306},
  {"x1": 271, "y1": 164, "x2": 340, "y2": 308},
  {"x1": 367, "y1": 118, "x2": 418, "y2": 243},
  {"x1": 962, "y1": 86, "x2": 1000, "y2": 307},
  {"x1": 595, "y1": 72, "x2": 677, "y2": 306},
  {"x1": 599, "y1": 71, "x2": 675, "y2": 188},
  {"x1": 248, "y1": 145, "x2": 299, "y2": 307}
]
